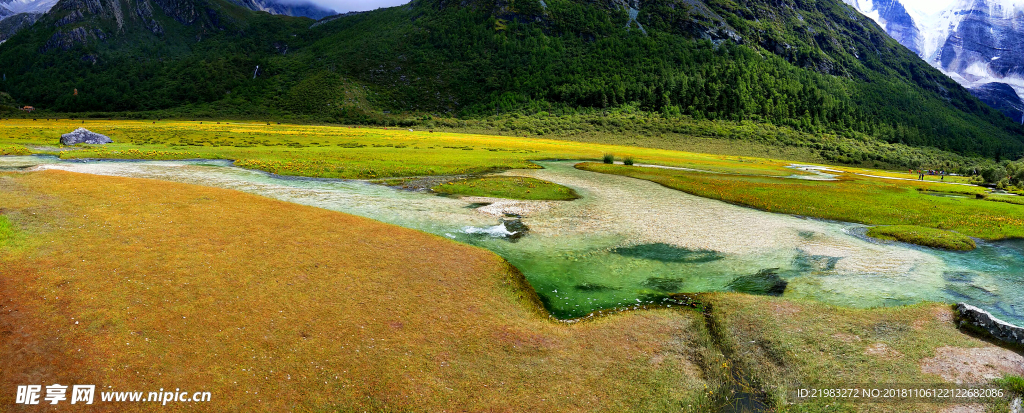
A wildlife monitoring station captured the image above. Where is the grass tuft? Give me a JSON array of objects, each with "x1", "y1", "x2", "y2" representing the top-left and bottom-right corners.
[
  {"x1": 603, "y1": 153, "x2": 614, "y2": 164},
  {"x1": 0, "y1": 216, "x2": 12, "y2": 246},
  {"x1": 623, "y1": 156, "x2": 634, "y2": 166},
  {"x1": 866, "y1": 225, "x2": 976, "y2": 251}
]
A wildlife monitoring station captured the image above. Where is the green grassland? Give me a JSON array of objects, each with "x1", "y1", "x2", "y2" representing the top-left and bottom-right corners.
[
  {"x1": 432, "y1": 176, "x2": 580, "y2": 200},
  {"x1": 1, "y1": 170, "x2": 1016, "y2": 412},
  {"x1": 866, "y1": 225, "x2": 976, "y2": 251},
  {"x1": 0, "y1": 119, "x2": 809, "y2": 178},
  {"x1": 986, "y1": 194, "x2": 1024, "y2": 206},
  {"x1": 0, "y1": 144, "x2": 30, "y2": 156}
]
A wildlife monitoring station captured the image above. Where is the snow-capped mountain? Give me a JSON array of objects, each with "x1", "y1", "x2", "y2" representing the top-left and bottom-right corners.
[
  {"x1": 847, "y1": 0, "x2": 1024, "y2": 122},
  {"x1": 842, "y1": 0, "x2": 924, "y2": 54},
  {"x1": 0, "y1": 0, "x2": 52, "y2": 43},
  {"x1": 235, "y1": 0, "x2": 335, "y2": 20},
  {"x1": 0, "y1": 0, "x2": 58, "y2": 15},
  {"x1": 932, "y1": 0, "x2": 1024, "y2": 97}
]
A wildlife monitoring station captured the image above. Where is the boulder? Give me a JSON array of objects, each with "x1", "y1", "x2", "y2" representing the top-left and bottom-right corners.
[
  {"x1": 60, "y1": 128, "x2": 112, "y2": 145},
  {"x1": 956, "y1": 303, "x2": 1024, "y2": 347}
]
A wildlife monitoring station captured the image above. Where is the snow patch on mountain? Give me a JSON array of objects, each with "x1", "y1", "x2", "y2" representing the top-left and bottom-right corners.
[
  {"x1": 842, "y1": 0, "x2": 924, "y2": 54},
  {"x1": 0, "y1": 0, "x2": 57, "y2": 16}
]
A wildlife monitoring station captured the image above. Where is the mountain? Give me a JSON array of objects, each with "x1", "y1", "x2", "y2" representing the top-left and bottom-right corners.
[
  {"x1": 970, "y1": 82, "x2": 1024, "y2": 122},
  {"x1": 846, "y1": 0, "x2": 1024, "y2": 122},
  {"x1": 0, "y1": 0, "x2": 333, "y2": 43},
  {"x1": 0, "y1": 12, "x2": 39, "y2": 42},
  {"x1": 0, "y1": 0, "x2": 59, "y2": 15},
  {"x1": 0, "y1": 0, "x2": 56, "y2": 43},
  {"x1": 0, "y1": 0, "x2": 1022, "y2": 159},
  {"x1": 932, "y1": 0, "x2": 1024, "y2": 121},
  {"x1": 233, "y1": 0, "x2": 335, "y2": 20},
  {"x1": 841, "y1": 0, "x2": 922, "y2": 54}
]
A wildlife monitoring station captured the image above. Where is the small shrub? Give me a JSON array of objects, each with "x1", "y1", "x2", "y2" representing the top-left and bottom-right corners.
[
  {"x1": 623, "y1": 157, "x2": 634, "y2": 166},
  {"x1": 603, "y1": 154, "x2": 614, "y2": 164}
]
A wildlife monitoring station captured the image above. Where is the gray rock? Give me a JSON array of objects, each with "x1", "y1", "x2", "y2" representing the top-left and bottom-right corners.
[
  {"x1": 956, "y1": 302, "x2": 1024, "y2": 347},
  {"x1": 970, "y1": 82, "x2": 1024, "y2": 123},
  {"x1": 60, "y1": 128, "x2": 112, "y2": 145}
]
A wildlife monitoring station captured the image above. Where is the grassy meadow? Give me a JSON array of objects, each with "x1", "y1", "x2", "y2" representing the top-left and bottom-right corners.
[
  {"x1": 866, "y1": 225, "x2": 977, "y2": 251},
  {"x1": 0, "y1": 119, "x2": 802, "y2": 179},
  {"x1": 431, "y1": 176, "x2": 580, "y2": 200},
  {"x1": 1, "y1": 170, "x2": 1019, "y2": 412}
]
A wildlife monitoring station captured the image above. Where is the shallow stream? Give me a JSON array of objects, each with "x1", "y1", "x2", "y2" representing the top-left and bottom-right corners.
[{"x1": 3, "y1": 155, "x2": 1022, "y2": 323}]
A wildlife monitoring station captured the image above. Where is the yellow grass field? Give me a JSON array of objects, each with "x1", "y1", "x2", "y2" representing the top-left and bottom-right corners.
[{"x1": 0, "y1": 119, "x2": 802, "y2": 178}]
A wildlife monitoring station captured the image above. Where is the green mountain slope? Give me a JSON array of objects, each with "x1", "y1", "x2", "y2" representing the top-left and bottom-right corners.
[{"x1": 0, "y1": 0, "x2": 1022, "y2": 159}]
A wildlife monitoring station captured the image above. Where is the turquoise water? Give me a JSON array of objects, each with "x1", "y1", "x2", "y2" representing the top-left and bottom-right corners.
[{"x1": 4, "y1": 155, "x2": 1022, "y2": 323}]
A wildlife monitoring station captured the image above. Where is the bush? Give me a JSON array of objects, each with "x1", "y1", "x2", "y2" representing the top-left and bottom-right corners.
[
  {"x1": 623, "y1": 157, "x2": 634, "y2": 166},
  {"x1": 603, "y1": 154, "x2": 614, "y2": 164},
  {"x1": 980, "y1": 166, "x2": 1006, "y2": 184},
  {"x1": 0, "y1": 92, "x2": 14, "y2": 107}
]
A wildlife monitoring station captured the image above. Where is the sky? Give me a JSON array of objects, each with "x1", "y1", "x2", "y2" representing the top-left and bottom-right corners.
[{"x1": 303, "y1": 0, "x2": 407, "y2": 12}]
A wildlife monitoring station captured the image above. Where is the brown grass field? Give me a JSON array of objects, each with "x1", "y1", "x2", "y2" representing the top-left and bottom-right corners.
[
  {"x1": 1, "y1": 170, "x2": 1021, "y2": 412},
  {"x1": 0, "y1": 170, "x2": 711, "y2": 412}
]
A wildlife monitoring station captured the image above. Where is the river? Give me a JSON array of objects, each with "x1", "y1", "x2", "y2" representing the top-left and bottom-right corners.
[{"x1": 3, "y1": 155, "x2": 1021, "y2": 323}]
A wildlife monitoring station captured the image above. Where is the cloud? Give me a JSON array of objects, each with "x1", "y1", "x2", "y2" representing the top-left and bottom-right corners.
[
  {"x1": 900, "y1": 0, "x2": 958, "y2": 14},
  {"x1": 289, "y1": 0, "x2": 409, "y2": 13}
]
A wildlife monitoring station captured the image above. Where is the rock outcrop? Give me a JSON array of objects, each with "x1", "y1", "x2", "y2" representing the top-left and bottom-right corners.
[
  {"x1": 970, "y1": 82, "x2": 1024, "y2": 123},
  {"x1": 956, "y1": 302, "x2": 1024, "y2": 347},
  {"x1": 60, "y1": 127, "x2": 112, "y2": 145}
]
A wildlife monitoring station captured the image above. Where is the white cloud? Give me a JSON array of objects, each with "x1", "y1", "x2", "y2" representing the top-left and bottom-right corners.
[{"x1": 900, "y1": 0, "x2": 958, "y2": 15}]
